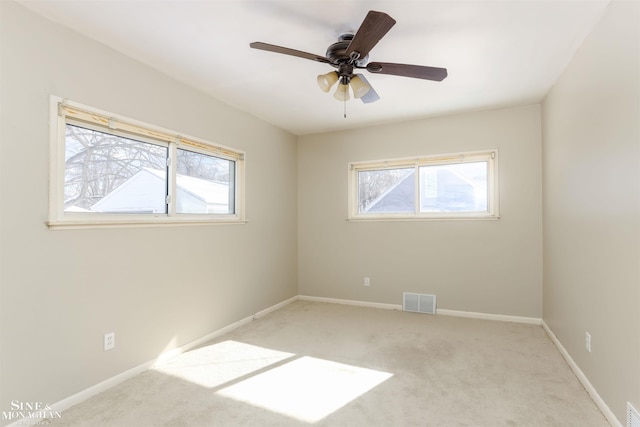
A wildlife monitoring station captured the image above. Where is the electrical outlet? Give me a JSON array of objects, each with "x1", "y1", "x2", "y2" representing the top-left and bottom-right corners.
[
  {"x1": 585, "y1": 332, "x2": 591, "y2": 353},
  {"x1": 364, "y1": 277, "x2": 370, "y2": 287},
  {"x1": 104, "y1": 332, "x2": 115, "y2": 351}
]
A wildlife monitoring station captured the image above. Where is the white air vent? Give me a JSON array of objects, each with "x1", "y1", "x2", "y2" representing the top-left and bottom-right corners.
[
  {"x1": 629, "y1": 402, "x2": 640, "y2": 427},
  {"x1": 403, "y1": 292, "x2": 436, "y2": 315}
]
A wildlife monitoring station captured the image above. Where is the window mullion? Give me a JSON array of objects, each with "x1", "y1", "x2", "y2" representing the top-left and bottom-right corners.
[
  {"x1": 167, "y1": 143, "x2": 177, "y2": 216},
  {"x1": 414, "y1": 164, "x2": 420, "y2": 214}
]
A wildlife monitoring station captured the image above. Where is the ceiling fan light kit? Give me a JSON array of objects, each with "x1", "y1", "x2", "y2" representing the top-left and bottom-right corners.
[
  {"x1": 250, "y1": 10, "x2": 447, "y2": 107},
  {"x1": 317, "y1": 71, "x2": 339, "y2": 92},
  {"x1": 317, "y1": 71, "x2": 371, "y2": 100},
  {"x1": 349, "y1": 75, "x2": 371, "y2": 98},
  {"x1": 333, "y1": 82, "x2": 350, "y2": 101}
]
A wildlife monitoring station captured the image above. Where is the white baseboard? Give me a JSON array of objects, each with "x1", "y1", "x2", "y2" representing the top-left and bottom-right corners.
[
  {"x1": 437, "y1": 308, "x2": 542, "y2": 325},
  {"x1": 298, "y1": 295, "x2": 403, "y2": 311},
  {"x1": 541, "y1": 320, "x2": 622, "y2": 427},
  {"x1": 298, "y1": 296, "x2": 542, "y2": 326},
  {"x1": 7, "y1": 296, "x2": 298, "y2": 427}
]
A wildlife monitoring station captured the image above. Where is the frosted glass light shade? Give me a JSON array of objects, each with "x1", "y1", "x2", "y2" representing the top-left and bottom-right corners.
[
  {"x1": 350, "y1": 75, "x2": 371, "y2": 98},
  {"x1": 333, "y1": 83, "x2": 350, "y2": 101},
  {"x1": 317, "y1": 71, "x2": 339, "y2": 92}
]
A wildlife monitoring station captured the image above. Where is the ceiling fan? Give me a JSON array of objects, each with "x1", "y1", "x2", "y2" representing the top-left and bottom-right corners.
[{"x1": 250, "y1": 10, "x2": 447, "y2": 104}]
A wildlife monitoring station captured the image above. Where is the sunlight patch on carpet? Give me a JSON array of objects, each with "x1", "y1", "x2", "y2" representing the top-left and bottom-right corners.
[
  {"x1": 216, "y1": 356, "x2": 393, "y2": 423},
  {"x1": 152, "y1": 340, "x2": 295, "y2": 388}
]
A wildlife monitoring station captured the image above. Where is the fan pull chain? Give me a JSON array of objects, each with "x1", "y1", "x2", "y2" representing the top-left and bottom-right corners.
[{"x1": 343, "y1": 97, "x2": 347, "y2": 119}]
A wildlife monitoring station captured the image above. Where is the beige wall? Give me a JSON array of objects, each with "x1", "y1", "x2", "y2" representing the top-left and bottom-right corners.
[
  {"x1": 298, "y1": 105, "x2": 543, "y2": 317},
  {"x1": 0, "y1": 1, "x2": 298, "y2": 416},
  {"x1": 3, "y1": 0, "x2": 637, "y2": 424},
  {"x1": 542, "y1": 0, "x2": 640, "y2": 424}
]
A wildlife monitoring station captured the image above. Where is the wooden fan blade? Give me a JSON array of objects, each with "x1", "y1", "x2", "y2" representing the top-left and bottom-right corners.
[
  {"x1": 250, "y1": 42, "x2": 331, "y2": 64},
  {"x1": 354, "y1": 74, "x2": 380, "y2": 103},
  {"x1": 366, "y1": 62, "x2": 448, "y2": 81},
  {"x1": 345, "y1": 11, "x2": 396, "y2": 61}
]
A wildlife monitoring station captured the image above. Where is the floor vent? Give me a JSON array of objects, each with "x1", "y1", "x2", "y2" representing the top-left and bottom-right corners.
[
  {"x1": 403, "y1": 292, "x2": 436, "y2": 315},
  {"x1": 629, "y1": 402, "x2": 640, "y2": 427}
]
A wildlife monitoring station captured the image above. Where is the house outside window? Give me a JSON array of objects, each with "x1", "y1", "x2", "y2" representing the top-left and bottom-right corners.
[{"x1": 348, "y1": 150, "x2": 498, "y2": 220}]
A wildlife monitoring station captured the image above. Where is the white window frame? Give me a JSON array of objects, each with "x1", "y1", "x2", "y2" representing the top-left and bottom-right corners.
[
  {"x1": 347, "y1": 150, "x2": 499, "y2": 221},
  {"x1": 48, "y1": 96, "x2": 246, "y2": 229}
]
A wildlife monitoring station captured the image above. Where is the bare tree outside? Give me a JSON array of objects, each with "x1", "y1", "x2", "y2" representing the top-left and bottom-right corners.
[
  {"x1": 176, "y1": 149, "x2": 230, "y2": 182},
  {"x1": 64, "y1": 125, "x2": 235, "y2": 214},
  {"x1": 175, "y1": 148, "x2": 235, "y2": 214},
  {"x1": 64, "y1": 124, "x2": 167, "y2": 211},
  {"x1": 358, "y1": 168, "x2": 413, "y2": 212}
]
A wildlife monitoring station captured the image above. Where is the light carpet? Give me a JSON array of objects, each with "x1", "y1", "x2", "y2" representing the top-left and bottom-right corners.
[{"x1": 45, "y1": 301, "x2": 609, "y2": 426}]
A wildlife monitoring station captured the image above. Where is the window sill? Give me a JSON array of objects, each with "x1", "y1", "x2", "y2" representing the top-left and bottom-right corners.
[
  {"x1": 346, "y1": 215, "x2": 500, "y2": 222},
  {"x1": 47, "y1": 217, "x2": 248, "y2": 230}
]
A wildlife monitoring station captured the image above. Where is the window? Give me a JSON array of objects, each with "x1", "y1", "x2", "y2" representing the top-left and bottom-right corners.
[
  {"x1": 348, "y1": 150, "x2": 498, "y2": 220},
  {"x1": 49, "y1": 97, "x2": 245, "y2": 228}
]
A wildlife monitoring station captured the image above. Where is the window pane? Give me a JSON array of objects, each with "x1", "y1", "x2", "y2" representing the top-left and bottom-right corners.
[
  {"x1": 358, "y1": 168, "x2": 414, "y2": 213},
  {"x1": 176, "y1": 149, "x2": 235, "y2": 214},
  {"x1": 419, "y1": 162, "x2": 488, "y2": 212},
  {"x1": 64, "y1": 124, "x2": 168, "y2": 214}
]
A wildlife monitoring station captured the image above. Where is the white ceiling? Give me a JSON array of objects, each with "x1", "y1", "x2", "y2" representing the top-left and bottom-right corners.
[{"x1": 19, "y1": 0, "x2": 609, "y2": 135}]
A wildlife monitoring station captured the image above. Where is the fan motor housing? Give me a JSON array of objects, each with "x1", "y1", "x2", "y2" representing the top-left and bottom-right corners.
[{"x1": 325, "y1": 33, "x2": 368, "y2": 66}]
